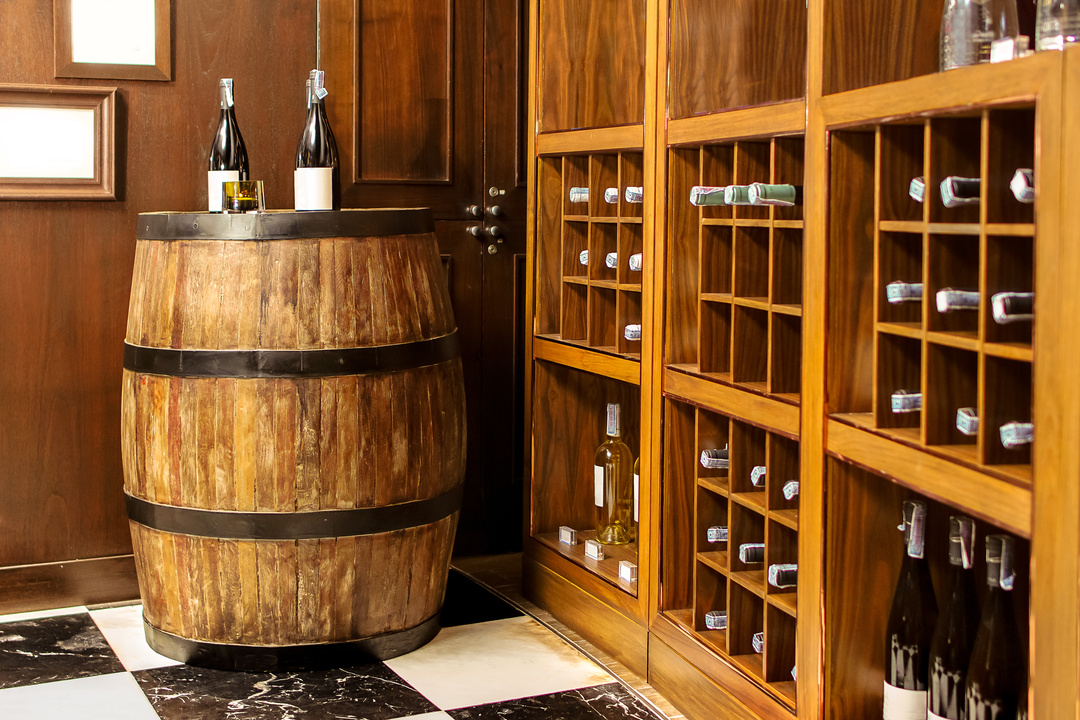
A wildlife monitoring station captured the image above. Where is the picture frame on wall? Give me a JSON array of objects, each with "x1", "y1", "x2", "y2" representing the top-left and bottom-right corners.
[
  {"x1": 0, "y1": 84, "x2": 117, "y2": 200},
  {"x1": 54, "y1": 0, "x2": 171, "y2": 81}
]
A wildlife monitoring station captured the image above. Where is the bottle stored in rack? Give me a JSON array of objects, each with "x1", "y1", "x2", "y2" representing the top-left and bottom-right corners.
[
  {"x1": 700, "y1": 447, "x2": 729, "y2": 469},
  {"x1": 928, "y1": 516, "x2": 979, "y2": 720},
  {"x1": 886, "y1": 281, "x2": 924, "y2": 304},
  {"x1": 991, "y1": 292, "x2": 1033, "y2": 324},
  {"x1": 940, "y1": 176, "x2": 981, "y2": 208},
  {"x1": 594, "y1": 403, "x2": 635, "y2": 545},
  {"x1": 936, "y1": 288, "x2": 980, "y2": 313},
  {"x1": 738, "y1": 542, "x2": 766, "y2": 564},
  {"x1": 956, "y1": 407, "x2": 979, "y2": 436},
  {"x1": 892, "y1": 390, "x2": 923, "y2": 414}
]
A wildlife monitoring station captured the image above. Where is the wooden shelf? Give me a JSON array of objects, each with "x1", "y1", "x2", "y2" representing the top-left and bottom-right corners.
[{"x1": 534, "y1": 531, "x2": 639, "y2": 596}]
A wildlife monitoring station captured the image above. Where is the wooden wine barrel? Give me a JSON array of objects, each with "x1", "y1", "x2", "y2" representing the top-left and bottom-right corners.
[{"x1": 120, "y1": 209, "x2": 466, "y2": 671}]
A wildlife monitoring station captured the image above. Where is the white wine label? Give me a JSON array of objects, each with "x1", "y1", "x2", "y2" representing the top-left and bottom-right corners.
[
  {"x1": 594, "y1": 464, "x2": 605, "y2": 507},
  {"x1": 579, "y1": 250, "x2": 589, "y2": 265},
  {"x1": 752, "y1": 631, "x2": 764, "y2": 653},
  {"x1": 700, "y1": 448, "x2": 729, "y2": 469},
  {"x1": 990, "y1": 35, "x2": 1029, "y2": 63},
  {"x1": 624, "y1": 324, "x2": 642, "y2": 341},
  {"x1": 294, "y1": 167, "x2": 333, "y2": 210},
  {"x1": 569, "y1": 187, "x2": 589, "y2": 203},
  {"x1": 628, "y1": 253, "x2": 643, "y2": 272},
  {"x1": 883, "y1": 682, "x2": 928, "y2": 720},
  {"x1": 706, "y1": 525, "x2": 728, "y2": 543},
  {"x1": 559, "y1": 526, "x2": 578, "y2": 545},
  {"x1": 208, "y1": 170, "x2": 239, "y2": 212},
  {"x1": 584, "y1": 539, "x2": 604, "y2": 560},
  {"x1": 782, "y1": 480, "x2": 800, "y2": 501},
  {"x1": 618, "y1": 560, "x2": 638, "y2": 582},
  {"x1": 624, "y1": 186, "x2": 644, "y2": 203},
  {"x1": 704, "y1": 610, "x2": 727, "y2": 630},
  {"x1": 633, "y1": 471, "x2": 639, "y2": 522},
  {"x1": 604, "y1": 187, "x2": 619, "y2": 204},
  {"x1": 605, "y1": 252, "x2": 618, "y2": 268}
]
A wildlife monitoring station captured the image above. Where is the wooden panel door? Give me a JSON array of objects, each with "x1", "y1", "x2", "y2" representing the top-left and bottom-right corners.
[{"x1": 322, "y1": 0, "x2": 528, "y2": 554}]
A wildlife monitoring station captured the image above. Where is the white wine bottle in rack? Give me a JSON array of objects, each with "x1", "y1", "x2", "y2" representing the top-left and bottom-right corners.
[
  {"x1": 578, "y1": 250, "x2": 589, "y2": 266},
  {"x1": 892, "y1": 389, "x2": 923, "y2": 414},
  {"x1": 700, "y1": 447, "x2": 729, "y2": 469},
  {"x1": 909, "y1": 176, "x2": 927, "y2": 203},
  {"x1": 956, "y1": 407, "x2": 979, "y2": 436},
  {"x1": 594, "y1": 403, "x2": 635, "y2": 545},
  {"x1": 936, "y1": 288, "x2": 980, "y2": 313},
  {"x1": 940, "y1": 176, "x2": 981, "y2": 208},
  {"x1": 738, "y1": 542, "x2": 766, "y2": 564},
  {"x1": 747, "y1": 182, "x2": 802, "y2": 206},
  {"x1": 752, "y1": 631, "x2": 765, "y2": 654},
  {"x1": 1010, "y1": 168, "x2": 1034, "y2": 204},
  {"x1": 887, "y1": 281, "x2": 924, "y2": 304},
  {"x1": 767, "y1": 563, "x2": 798, "y2": 589},
  {"x1": 624, "y1": 186, "x2": 644, "y2": 203},
  {"x1": 706, "y1": 525, "x2": 729, "y2": 543},
  {"x1": 569, "y1": 187, "x2": 589, "y2": 204},
  {"x1": 705, "y1": 609, "x2": 728, "y2": 630},
  {"x1": 750, "y1": 465, "x2": 767, "y2": 487},
  {"x1": 964, "y1": 535, "x2": 1026, "y2": 719},
  {"x1": 604, "y1": 187, "x2": 619, "y2": 204},
  {"x1": 207, "y1": 78, "x2": 249, "y2": 213},
  {"x1": 991, "y1": 292, "x2": 1033, "y2": 324},
  {"x1": 782, "y1": 480, "x2": 800, "y2": 500},
  {"x1": 623, "y1": 324, "x2": 641, "y2": 341},
  {"x1": 1000, "y1": 421, "x2": 1033, "y2": 449},
  {"x1": 723, "y1": 185, "x2": 753, "y2": 205},
  {"x1": 605, "y1": 252, "x2": 618, "y2": 269},
  {"x1": 628, "y1": 253, "x2": 643, "y2": 272},
  {"x1": 884, "y1": 500, "x2": 937, "y2": 720},
  {"x1": 928, "y1": 516, "x2": 979, "y2": 720},
  {"x1": 689, "y1": 186, "x2": 729, "y2": 206}
]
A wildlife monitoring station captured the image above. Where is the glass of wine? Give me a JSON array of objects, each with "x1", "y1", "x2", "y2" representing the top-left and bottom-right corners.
[{"x1": 222, "y1": 180, "x2": 265, "y2": 213}]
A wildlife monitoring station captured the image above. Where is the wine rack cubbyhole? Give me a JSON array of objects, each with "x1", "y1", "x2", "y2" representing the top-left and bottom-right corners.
[
  {"x1": 829, "y1": 108, "x2": 1036, "y2": 483},
  {"x1": 661, "y1": 397, "x2": 800, "y2": 709},
  {"x1": 665, "y1": 135, "x2": 806, "y2": 404},
  {"x1": 530, "y1": 360, "x2": 641, "y2": 596},
  {"x1": 824, "y1": 457, "x2": 1030, "y2": 720}
]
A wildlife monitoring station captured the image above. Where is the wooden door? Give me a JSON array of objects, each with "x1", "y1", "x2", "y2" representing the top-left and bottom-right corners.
[{"x1": 322, "y1": 0, "x2": 528, "y2": 554}]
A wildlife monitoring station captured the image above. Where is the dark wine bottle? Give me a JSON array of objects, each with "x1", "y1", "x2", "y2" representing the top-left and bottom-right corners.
[
  {"x1": 940, "y1": 177, "x2": 981, "y2": 208},
  {"x1": 747, "y1": 182, "x2": 803, "y2": 207},
  {"x1": 991, "y1": 292, "x2": 1033, "y2": 324},
  {"x1": 294, "y1": 69, "x2": 340, "y2": 211},
  {"x1": 884, "y1": 500, "x2": 938, "y2": 720},
  {"x1": 964, "y1": 535, "x2": 1026, "y2": 720},
  {"x1": 928, "y1": 516, "x2": 979, "y2": 720},
  {"x1": 207, "y1": 78, "x2": 249, "y2": 212}
]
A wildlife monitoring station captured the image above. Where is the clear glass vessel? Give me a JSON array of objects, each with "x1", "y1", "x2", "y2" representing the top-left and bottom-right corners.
[
  {"x1": 940, "y1": 0, "x2": 1019, "y2": 70},
  {"x1": 1036, "y1": 0, "x2": 1080, "y2": 49},
  {"x1": 594, "y1": 403, "x2": 635, "y2": 545}
]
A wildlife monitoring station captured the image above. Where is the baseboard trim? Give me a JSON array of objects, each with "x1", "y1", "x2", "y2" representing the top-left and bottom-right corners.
[{"x1": 0, "y1": 554, "x2": 139, "y2": 615}]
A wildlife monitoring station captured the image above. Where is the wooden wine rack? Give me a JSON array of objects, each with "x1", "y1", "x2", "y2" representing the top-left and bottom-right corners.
[
  {"x1": 525, "y1": 0, "x2": 1080, "y2": 717},
  {"x1": 829, "y1": 108, "x2": 1035, "y2": 485},
  {"x1": 535, "y1": 151, "x2": 646, "y2": 358},
  {"x1": 666, "y1": 134, "x2": 805, "y2": 403},
  {"x1": 662, "y1": 398, "x2": 800, "y2": 707}
]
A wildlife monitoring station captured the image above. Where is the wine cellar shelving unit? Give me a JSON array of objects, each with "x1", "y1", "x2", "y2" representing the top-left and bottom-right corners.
[
  {"x1": 535, "y1": 151, "x2": 646, "y2": 359},
  {"x1": 525, "y1": 0, "x2": 1080, "y2": 718}
]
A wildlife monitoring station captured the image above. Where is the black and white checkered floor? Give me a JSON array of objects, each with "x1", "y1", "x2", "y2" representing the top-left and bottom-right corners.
[{"x1": 0, "y1": 570, "x2": 664, "y2": 720}]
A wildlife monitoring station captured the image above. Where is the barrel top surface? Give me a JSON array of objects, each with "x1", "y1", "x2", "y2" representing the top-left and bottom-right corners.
[{"x1": 137, "y1": 208, "x2": 435, "y2": 241}]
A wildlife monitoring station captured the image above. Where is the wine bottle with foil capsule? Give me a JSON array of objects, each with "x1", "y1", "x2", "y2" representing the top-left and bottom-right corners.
[
  {"x1": 294, "y1": 69, "x2": 340, "y2": 210},
  {"x1": 884, "y1": 500, "x2": 938, "y2": 719},
  {"x1": 207, "y1": 78, "x2": 249, "y2": 212},
  {"x1": 594, "y1": 403, "x2": 635, "y2": 545},
  {"x1": 928, "y1": 516, "x2": 979, "y2": 720}
]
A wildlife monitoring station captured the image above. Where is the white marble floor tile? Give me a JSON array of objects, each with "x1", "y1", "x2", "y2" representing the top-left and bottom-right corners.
[
  {"x1": 0, "y1": 605, "x2": 87, "y2": 624},
  {"x1": 89, "y1": 604, "x2": 181, "y2": 672},
  {"x1": 0, "y1": 672, "x2": 159, "y2": 720},
  {"x1": 384, "y1": 615, "x2": 614, "y2": 710}
]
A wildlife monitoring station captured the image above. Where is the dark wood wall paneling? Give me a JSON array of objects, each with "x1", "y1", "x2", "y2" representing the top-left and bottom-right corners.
[{"x1": 0, "y1": 0, "x2": 318, "y2": 608}]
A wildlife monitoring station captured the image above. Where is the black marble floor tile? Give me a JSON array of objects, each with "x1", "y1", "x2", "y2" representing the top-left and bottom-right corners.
[
  {"x1": 0, "y1": 612, "x2": 125, "y2": 690},
  {"x1": 133, "y1": 660, "x2": 440, "y2": 720},
  {"x1": 447, "y1": 683, "x2": 665, "y2": 720},
  {"x1": 440, "y1": 569, "x2": 523, "y2": 628}
]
